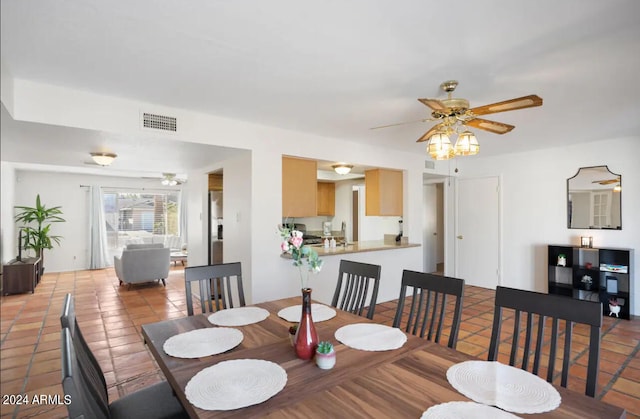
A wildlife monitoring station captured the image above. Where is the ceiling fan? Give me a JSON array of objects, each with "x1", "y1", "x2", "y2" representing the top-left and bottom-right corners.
[
  {"x1": 161, "y1": 173, "x2": 186, "y2": 186},
  {"x1": 592, "y1": 177, "x2": 620, "y2": 185},
  {"x1": 372, "y1": 80, "x2": 543, "y2": 159}
]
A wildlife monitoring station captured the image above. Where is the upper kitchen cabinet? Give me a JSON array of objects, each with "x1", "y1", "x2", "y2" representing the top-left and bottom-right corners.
[
  {"x1": 208, "y1": 173, "x2": 223, "y2": 191},
  {"x1": 317, "y1": 182, "x2": 335, "y2": 216},
  {"x1": 365, "y1": 168, "x2": 403, "y2": 216},
  {"x1": 282, "y1": 156, "x2": 318, "y2": 217}
]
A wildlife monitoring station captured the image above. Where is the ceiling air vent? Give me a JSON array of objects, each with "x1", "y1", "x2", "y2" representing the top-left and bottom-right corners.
[{"x1": 142, "y1": 112, "x2": 177, "y2": 132}]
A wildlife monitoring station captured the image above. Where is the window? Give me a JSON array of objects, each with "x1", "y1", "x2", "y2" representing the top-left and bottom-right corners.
[
  {"x1": 103, "y1": 190, "x2": 181, "y2": 251},
  {"x1": 590, "y1": 191, "x2": 611, "y2": 228}
]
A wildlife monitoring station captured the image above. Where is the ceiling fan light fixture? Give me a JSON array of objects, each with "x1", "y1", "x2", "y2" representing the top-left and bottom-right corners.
[
  {"x1": 614, "y1": 183, "x2": 622, "y2": 192},
  {"x1": 426, "y1": 132, "x2": 454, "y2": 160},
  {"x1": 332, "y1": 164, "x2": 353, "y2": 175},
  {"x1": 90, "y1": 152, "x2": 117, "y2": 166},
  {"x1": 454, "y1": 130, "x2": 480, "y2": 156},
  {"x1": 161, "y1": 173, "x2": 178, "y2": 186}
]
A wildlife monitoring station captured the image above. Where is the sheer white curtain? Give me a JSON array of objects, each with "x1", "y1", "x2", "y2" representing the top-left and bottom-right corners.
[
  {"x1": 89, "y1": 186, "x2": 111, "y2": 269},
  {"x1": 179, "y1": 189, "x2": 188, "y2": 248}
]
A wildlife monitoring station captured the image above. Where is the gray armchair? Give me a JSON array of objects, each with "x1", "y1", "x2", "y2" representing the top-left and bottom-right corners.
[{"x1": 114, "y1": 244, "x2": 171, "y2": 288}]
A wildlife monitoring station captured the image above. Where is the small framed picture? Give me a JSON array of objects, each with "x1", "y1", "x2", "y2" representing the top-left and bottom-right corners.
[{"x1": 606, "y1": 276, "x2": 618, "y2": 294}]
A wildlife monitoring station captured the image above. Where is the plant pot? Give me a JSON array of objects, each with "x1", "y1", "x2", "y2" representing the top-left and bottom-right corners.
[
  {"x1": 609, "y1": 304, "x2": 621, "y2": 317},
  {"x1": 315, "y1": 350, "x2": 336, "y2": 370}
]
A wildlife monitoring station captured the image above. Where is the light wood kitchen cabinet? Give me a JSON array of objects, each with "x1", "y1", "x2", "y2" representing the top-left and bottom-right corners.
[
  {"x1": 317, "y1": 182, "x2": 335, "y2": 216},
  {"x1": 365, "y1": 168, "x2": 403, "y2": 216},
  {"x1": 208, "y1": 173, "x2": 223, "y2": 191},
  {"x1": 282, "y1": 156, "x2": 317, "y2": 217}
]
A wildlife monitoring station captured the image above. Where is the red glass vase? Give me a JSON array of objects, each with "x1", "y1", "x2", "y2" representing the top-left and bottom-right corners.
[{"x1": 294, "y1": 288, "x2": 318, "y2": 360}]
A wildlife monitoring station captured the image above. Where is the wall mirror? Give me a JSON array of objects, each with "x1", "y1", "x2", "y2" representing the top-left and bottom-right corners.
[{"x1": 567, "y1": 165, "x2": 621, "y2": 229}]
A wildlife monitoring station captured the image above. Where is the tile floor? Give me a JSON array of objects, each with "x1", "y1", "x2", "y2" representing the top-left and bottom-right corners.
[{"x1": 1, "y1": 266, "x2": 638, "y2": 418}]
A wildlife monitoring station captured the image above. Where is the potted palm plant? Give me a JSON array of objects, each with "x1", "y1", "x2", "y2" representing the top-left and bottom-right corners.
[{"x1": 14, "y1": 194, "x2": 65, "y2": 274}]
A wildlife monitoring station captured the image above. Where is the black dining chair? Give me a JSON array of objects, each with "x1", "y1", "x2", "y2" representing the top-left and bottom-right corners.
[
  {"x1": 392, "y1": 270, "x2": 464, "y2": 349},
  {"x1": 488, "y1": 286, "x2": 602, "y2": 397},
  {"x1": 185, "y1": 262, "x2": 246, "y2": 316},
  {"x1": 331, "y1": 259, "x2": 381, "y2": 319},
  {"x1": 60, "y1": 294, "x2": 188, "y2": 419}
]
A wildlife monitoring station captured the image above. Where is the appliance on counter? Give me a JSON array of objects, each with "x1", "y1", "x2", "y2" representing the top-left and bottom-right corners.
[
  {"x1": 323, "y1": 222, "x2": 332, "y2": 236},
  {"x1": 291, "y1": 223, "x2": 323, "y2": 245}
]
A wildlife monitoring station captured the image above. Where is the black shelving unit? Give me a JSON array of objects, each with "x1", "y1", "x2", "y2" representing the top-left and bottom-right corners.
[{"x1": 548, "y1": 245, "x2": 633, "y2": 320}]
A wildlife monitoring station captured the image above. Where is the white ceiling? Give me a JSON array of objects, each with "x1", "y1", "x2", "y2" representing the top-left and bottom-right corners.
[{"x1": 1, "y1": 0, "x2": 639, "y2": 175}]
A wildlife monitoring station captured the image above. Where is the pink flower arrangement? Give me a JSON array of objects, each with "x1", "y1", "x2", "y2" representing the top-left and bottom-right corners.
[{"x1": 278, "y1": 224, "x2": 323, "y2": 289}]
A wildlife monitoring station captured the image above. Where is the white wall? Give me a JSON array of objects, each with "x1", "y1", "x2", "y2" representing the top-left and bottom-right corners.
[
  {"x1": 8, "y1": 170, "x2": 184, "y2": 273},
  {"x1": 3, "y1": 79, "x2": 428, "y2": 306},
  {"x1": 449, "y1": 136, "x2": 640, "y2": 315},
  {"x1": 1, "y1": 162, "x2": 16, "y2": 264},
  {"x1": 10, "y1": 170, "x2": 90, "y2": 272}
]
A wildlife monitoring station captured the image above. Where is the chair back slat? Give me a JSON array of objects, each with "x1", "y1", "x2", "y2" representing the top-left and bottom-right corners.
[
  {"x1": 414, "y1": 290, "x2": 428, "y2": 337},
  {"x1": 510, "y1": 309, "x2": 521, "y2": 366},
  {"x1": 427, "y1": 292, "x2": 439, "y2": 341},
  {"x1": 488, "y1": 286, "x2": 602, "y2": 397},
  {"x1": 522, "y1": 313, "x2": 534, "y2": 370},
  {"x1": 561, "y1": 319, "x2": 573, "y2": 388},
  {"x1": 548, "y1": 317, "x2": 559, "y2": 383},
  {"x1": 434, "y1": 293, "x2": 447, "y2": 343},
  {"x1": 331, "y1": 260, "x2": 381, "y2": 320},
  {"x1": 533, "y1": 314, "x2": 545, "y2": 375},
  {"x1": 393, "y1": 270, "x2": 465, "y2": 349},
  {"x1": 185, "y1": 263, "x2": 245, "y2": 316}
]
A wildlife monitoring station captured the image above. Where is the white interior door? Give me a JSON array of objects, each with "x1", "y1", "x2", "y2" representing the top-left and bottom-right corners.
[
  {"x1": 423, "y1": 184, "x2": 437, "y2": 273},
  {"x1": 455, "y1": 176, "x2": 500, "y2": 289}
]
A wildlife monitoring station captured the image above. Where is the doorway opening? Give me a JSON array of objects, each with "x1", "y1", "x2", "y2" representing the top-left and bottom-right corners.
[
  {"x1": 423, "y1": 177, "x2": 446, "y2": 275},
  {"x1": 208, "y1": 171, "x2": 223, "y2": 265}
]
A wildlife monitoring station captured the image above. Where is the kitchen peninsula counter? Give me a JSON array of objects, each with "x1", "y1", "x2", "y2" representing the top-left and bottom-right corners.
[{"x1": 282, "y1": 240, "x2": 420, "y2": 258}]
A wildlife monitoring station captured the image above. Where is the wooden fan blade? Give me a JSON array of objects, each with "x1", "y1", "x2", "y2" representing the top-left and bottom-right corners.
[
  {"x1": 592, "y1": 179, "x2": 619, "y2": 185},
  {"x1": 416, "y1": 124, "x2": 442, "y2": 142},
  {"x1": 470, "y1": 95, "x2": 542, "y2": 116},
  {"x1": 418, "y1": 98, "x2": 446, "y2": 111},
  {"x1": 466, "y1": 118, "x2": 515, "y2": 134},
  {"x1": 370, "y1": 118, "x2": 430, "y2": 130}
]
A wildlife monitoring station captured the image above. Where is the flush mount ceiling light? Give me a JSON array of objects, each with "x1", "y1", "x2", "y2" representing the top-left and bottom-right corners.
[
  {"x1": 90, "y1": 152, "x2": 117, "y2": 166},
  {"x1": 332, "y1": 164, "x2": 353, "y2": 175}
]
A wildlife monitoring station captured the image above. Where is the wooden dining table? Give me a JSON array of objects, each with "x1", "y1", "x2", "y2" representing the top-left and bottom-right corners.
[{"x1": 141, "y1": 297, "x2": 625, "y2": 418}]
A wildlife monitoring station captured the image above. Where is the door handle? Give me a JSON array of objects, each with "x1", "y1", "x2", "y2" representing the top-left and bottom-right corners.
[
  {"x1": 457, "y1": 235, "x2": 463, "y2": 239},
  {"x1": 433, "y1": 232, "x2": 437, "y2": 236}
]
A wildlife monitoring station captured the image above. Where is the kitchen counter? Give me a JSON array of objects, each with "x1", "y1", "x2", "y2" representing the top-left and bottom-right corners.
[{"x1": 282, "y1": 240, "x2": 420, "y2": 258}]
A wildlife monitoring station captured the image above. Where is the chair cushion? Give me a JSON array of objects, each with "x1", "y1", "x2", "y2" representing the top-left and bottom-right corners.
[{"x1": 109, "y1": 381, "x2": 188, "y2": 419}]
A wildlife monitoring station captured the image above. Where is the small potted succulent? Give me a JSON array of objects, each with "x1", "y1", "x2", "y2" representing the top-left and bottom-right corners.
[
  {"x1": 288, "y1": 324, "x2": 298, "y2": 346},
  {"x1": 315, "y1": 341, "x2": 336, "y2": 370},
  {"x1": 608, "y1": 297, "x2": 621, "y2": 318}
]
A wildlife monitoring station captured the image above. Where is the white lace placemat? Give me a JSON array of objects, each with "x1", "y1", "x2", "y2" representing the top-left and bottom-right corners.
[
  {"x1": 208, "y1": 307, "x2": 270, "y2": 326},
  {"x1": 335, "y1": 323, "x2": 407, "y2": 351},
  {"x1": 277, "y1": 304, "x2": 337, "y2": 323},
  {"x1": 446, "y1": 361, "x2": 561, "y2": 414},
  {"x1": 162, "y1": 327, "x2": 243, "y2": 358},
  {"x1": 421, "y1": 401, "x2": 521, "y2": 419},
  {"x1": 185, "y1": 359, "x2": 287, "y2": 411}
]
